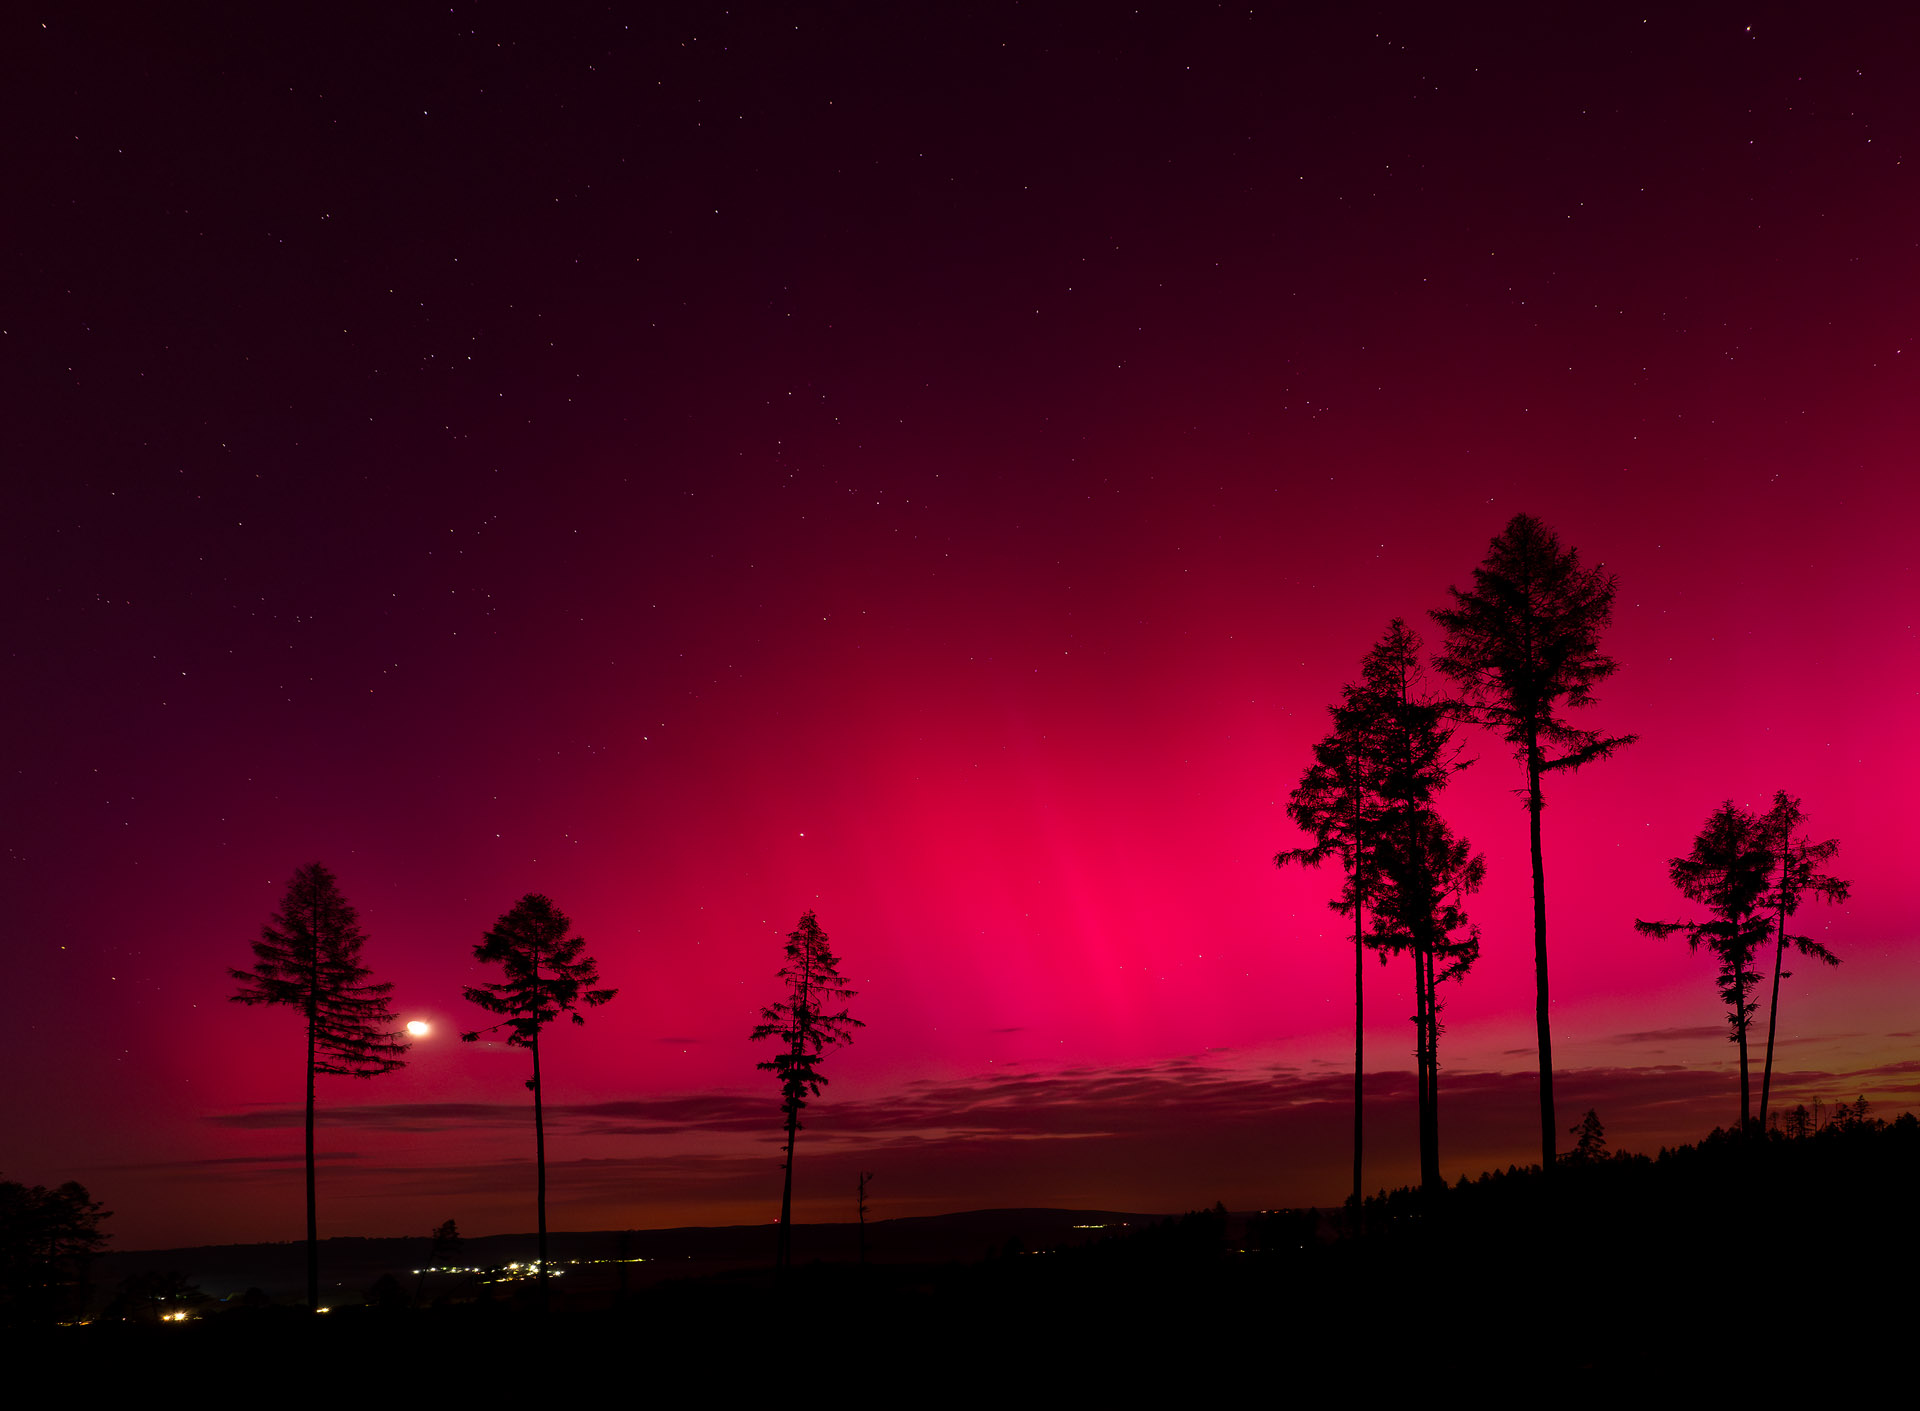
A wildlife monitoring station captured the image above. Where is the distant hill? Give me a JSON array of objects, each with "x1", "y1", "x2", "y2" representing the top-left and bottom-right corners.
[{"x1": 91, "y1": 1208, "x2": 1162, "y2": 1303}]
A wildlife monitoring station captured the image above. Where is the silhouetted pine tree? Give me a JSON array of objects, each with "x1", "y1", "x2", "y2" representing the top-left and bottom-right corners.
[
  {"x1": 1432, "y1": 514, "x2": 1635, "y2": 1173},
  {"x1": 1635, "y1": 802, "x2": 1773, "y2": 1129},
  {"x1": 231, "y1": 862, "x2": 407, "y2": 1311},
  {"x1": 750, "y1": 910, "x2": 862, "y2": 1276},
  {"x1": 462, "y1": 894, "x2": 616, "y2": 1298},
  {"x1": 1755, "y1": 792, "x2": 1848, "y2": 1130},
  {"x1": 1277, "y1": 672, "x2": 1386, "y2": 1210},
  {"x1": 1567, "y1": 1109, "x2": 1607, "y2": 1163},
  {"x1": 1353, "y1": 622, "x2": 1482, "y2": 1194}
]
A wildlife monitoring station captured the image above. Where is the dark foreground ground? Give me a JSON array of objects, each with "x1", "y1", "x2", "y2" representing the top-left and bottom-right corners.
[{"x1": 34, "y1": 1118, "x2": 1920, "y2": 1393}]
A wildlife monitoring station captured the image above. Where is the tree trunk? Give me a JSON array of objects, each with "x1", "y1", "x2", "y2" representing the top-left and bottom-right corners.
[
  {"x1": 1352, "y1": 889, "x2": 1364, "y2": 1211},
  {"x1": 1759, "y1": 826, "x2": 1791, "y2": 1131},
  {"x1": 1426, "y1": 950, "x2": 1442, "y2": 1194},
  {"x1": 1411, "y1": 948, "x2": 1425, "y2": 1192},
  {"x1": 1736, "y1": 980, "x2": 1751, "y2": 1133},
  {"x1": 1528, "y1": 739, "x2": 1555, "y2": 1175},
  {"x1": 305, "y1": 999, "x2": 318, "y2": 1312},
  {"x1": 777, "y1": 1105, "x2": 798, "y2": 1276},
  {"x1": 1759, "y1": 923, "x2": 1787, "y2": 1131},
  {"x1": 532, "y1": 1030, "x2": 547, "y2": 1303},
  {"x1": 529, "y1": 930, "x2": 549, "y2": 1307},
  {"x1": 1418, "y1": 945, "x2": 1441, "y2": 1194}
]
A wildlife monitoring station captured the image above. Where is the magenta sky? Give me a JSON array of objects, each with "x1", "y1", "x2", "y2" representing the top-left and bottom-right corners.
[{"x1": 7, "y1": 6, "x2": 1917, "y2": 1247}]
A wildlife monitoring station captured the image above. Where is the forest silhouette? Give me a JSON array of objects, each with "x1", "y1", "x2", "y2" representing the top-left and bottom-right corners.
[{"x1": 10, "y1": 514, "x2": 1902, "y2": 1385}]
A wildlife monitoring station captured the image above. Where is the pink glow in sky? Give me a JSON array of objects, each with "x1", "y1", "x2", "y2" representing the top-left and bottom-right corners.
[{"x1": 7, "y1": 7, "x2": 1917, "y2": 1245}]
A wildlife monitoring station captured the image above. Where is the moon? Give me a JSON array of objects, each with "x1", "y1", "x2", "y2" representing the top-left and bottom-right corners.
[{"x1": 406, "y1": 1020, "x2": 431, "y2": 1037}]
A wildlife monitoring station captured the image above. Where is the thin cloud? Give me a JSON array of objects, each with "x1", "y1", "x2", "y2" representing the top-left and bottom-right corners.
[
  {"x1": 1612, "y1": 1026, "x2": 1726, "y2": 1044},
  {"x1": 187, "y1": 1054, "x2": 1920, "y2": 1229}
]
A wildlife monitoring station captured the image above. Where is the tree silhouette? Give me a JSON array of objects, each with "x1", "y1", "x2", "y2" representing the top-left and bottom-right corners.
[
  {"x1": 1352, "y1": 622, "x2": 1482, "y2": 1193},
  {"x1": 1635, "y1": 802, "x2": 1773, "y2": 1129},
  {"x1": 858, "y1": 1169, "x2": 874, "y2": 1265},
  {"x1": 1754, "y1": 792, "x2": 1848, "y2": 1131},
  {"x1": 1277, "y1": 668, "x2": 1385, "y2": 1211},
  {"x1": 0, "y1": 1176, "x2": 110, "y2": 1326},
  {"x1": 1374, "y1": 812, "x2": 1483, "y2": 1192},
  {"x1": 462, "y1": 893, "x2": 616, "y2": 1297},
  {"x1": 416, "y1": 1217, "x2": 462, "y2": 1304},
  {"x1": 1567, "y1": 1109, "x2": 1607, "y2": 1163},
  {"x1": 1431, "y1": 514, "x2": 1635, "y2": 1173},
  {"x1": 231, "y1": 862, "x2": 406, "y2": 1310},
  {"x1": 750, "y1": 910, "x2": 862, "y2": 1276}
]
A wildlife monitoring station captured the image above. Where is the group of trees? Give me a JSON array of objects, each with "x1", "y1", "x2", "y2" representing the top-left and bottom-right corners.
[
  {"x1": 1278, "y1": 620, "x2": 1483, "y2": 1198},
  {"x1": 1637, "y1": 792, "x2": 1849, "y2": 1130},
  {"x1": 200, "y1": 513, "x2": 1857, "y2": 1300},
  {"x1": 1281, "y1": 514, "x2": 1632, "y2": 1198},
  {"x1": 0, "y1": 1175, "x2": 110, "y2": 1325},
  {"x1": 1280, "y1": 513, "x2": 1851, "y2": 1200},
  {"x1": 1776, "y1": 1094, "x2": 1872, "y2": 1138},
  {"x1": 232, "y1": 864, "x2": 859, "y2": 1307}
]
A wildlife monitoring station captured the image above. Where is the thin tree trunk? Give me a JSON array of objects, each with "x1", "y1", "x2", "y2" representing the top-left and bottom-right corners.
[
  {"x1": 1427, "y1": 951, "x2": 1442, "y2": 1193},
  {"x1": 1759, "y1": 926, "x2": 1786, "y2": 1131},
  {"x1": 1352, "y1": 887, "x2": 1364, "y2": 1212},
  {"x1": 1411, "y1": 945, "x2": 1435, "y2": 1194},
  {"x1": 1419, "y1": 946, "x2": 1441, "y2": 1193},
  {"x1": 305, "y1": 999, "x2": 318, "y2": 1312},
  {"x1": 1528, "y1": 742, "x2": 1555, "y2": 1175},
  {"x1": 1735, "y1": 974, "x2": 1751, "y2": 1132},
  {"x1": 532, "y1": 1030, "x2": 547, "y2": 1302},
  {"x1": 1411, "y1": 949, "x2": 1426, "y2": 1192},
  {"x1": 1759, "y1": 826, "x2": 1790, "y2": 1131},
  {"x1": 777, "y1": 951, "x2": 810, "y2": 1278},
  {"x1": 777, "y1": 1106, "x2": 797, "y2": 1274}
]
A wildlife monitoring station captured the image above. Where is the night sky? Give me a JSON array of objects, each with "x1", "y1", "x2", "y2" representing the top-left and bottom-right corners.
[{"x1": 8, "y1": 5, "x2": 1917, "y2": 1249}]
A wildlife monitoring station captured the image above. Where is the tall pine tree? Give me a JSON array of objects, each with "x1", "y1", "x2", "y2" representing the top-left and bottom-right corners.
[
  {"x1": 231, "y1": 862, "x2": 407, "y2": 1310},
  {"x1": 1432, "y1": 514, "x2": 1634, "y2": 1173},
  {"x1": 750, "y1": 910, "x2": 861, "y2": 1276},
  {"x1": 1352, "y1": 621, "x2": 1481, "y2": 1194},
  {"x1": 462, "y1": 893, "x2": 615, "y2": 1297},
  {"x1": 1277, "y1": 679, "x2": 1383, "y2": 1212}
]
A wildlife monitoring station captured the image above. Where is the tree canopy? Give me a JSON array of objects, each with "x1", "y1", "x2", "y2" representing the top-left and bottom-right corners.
[
  {"x1": 230, "y1": 861, "x2": 408, "y2": 1078},
  {"x1": 752, "y1": 910, "x2": 862, "y2": 1128},
  {"x1": 1430, "y1": 513, "x2": 1636, "y2": 778},
  {"x1": 463, "y1": 893, "x2": 618, "y2": 1043}
]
